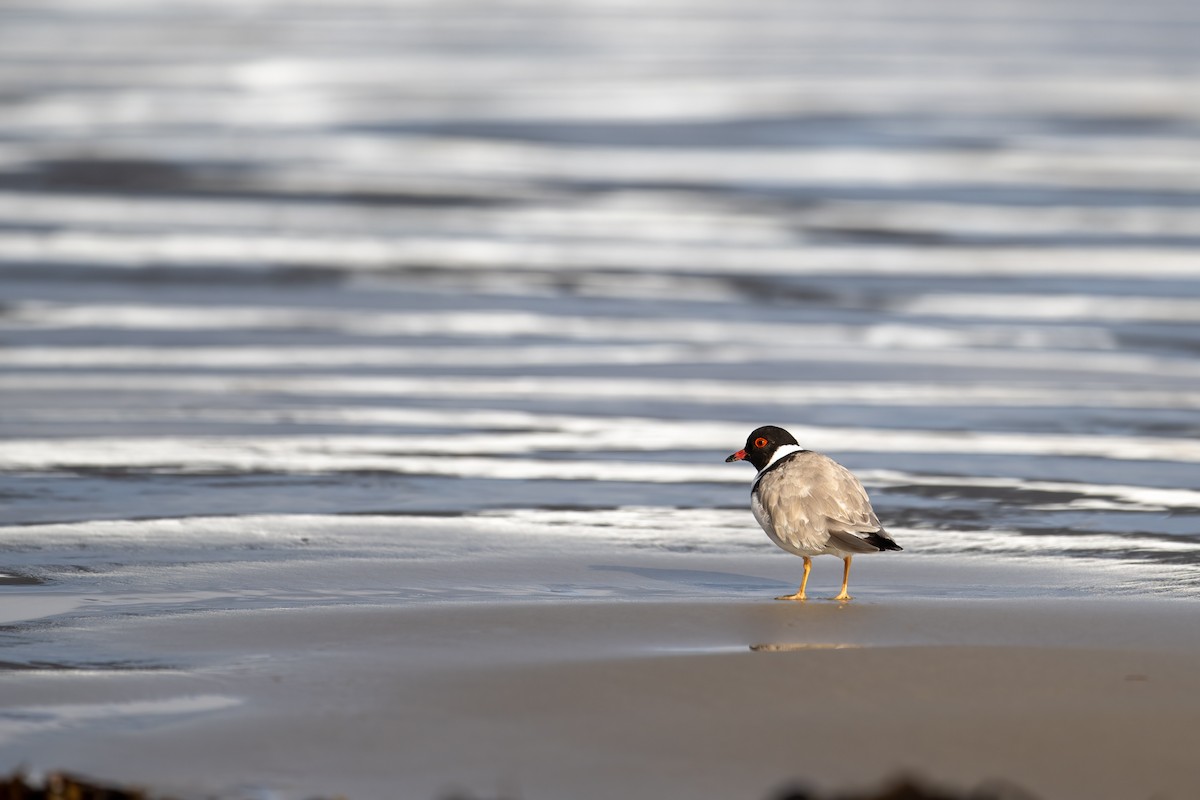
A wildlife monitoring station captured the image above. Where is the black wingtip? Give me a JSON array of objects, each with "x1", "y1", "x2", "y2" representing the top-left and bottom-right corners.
[{"x1": 865, "y1": 531, "x2": 903, "y2": 552}]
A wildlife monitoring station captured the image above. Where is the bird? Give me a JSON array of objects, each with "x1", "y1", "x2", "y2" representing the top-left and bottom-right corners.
[{"x1": 725, "y1": 425, "x2": 901, "y2": 601}]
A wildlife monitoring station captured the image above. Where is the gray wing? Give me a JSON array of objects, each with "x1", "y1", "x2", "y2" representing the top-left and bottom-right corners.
[
  {"x1": 820, "y1": 455, "x2": 888, "y2": 551},
  {"x1": 754, "y1": 452, "x2": 888, "y2": 554}
]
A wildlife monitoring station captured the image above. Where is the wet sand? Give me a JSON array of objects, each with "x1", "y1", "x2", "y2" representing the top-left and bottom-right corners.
[{"x1": 2, "y1": 552, "x2": 1198, "y2": 800}]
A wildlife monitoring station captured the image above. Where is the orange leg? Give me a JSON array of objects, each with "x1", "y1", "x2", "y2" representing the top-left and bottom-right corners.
[
  {"x1": 833, "y1": 555, "x2": 853, "y2": 601},
  {"x1": 776, "y1": 556, "x2": 812, "y2": 601}
]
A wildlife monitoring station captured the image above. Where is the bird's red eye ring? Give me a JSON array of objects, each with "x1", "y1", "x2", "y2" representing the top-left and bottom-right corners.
[{"x1": 754, "y1": 437, "x2": 768, "y2": 448}]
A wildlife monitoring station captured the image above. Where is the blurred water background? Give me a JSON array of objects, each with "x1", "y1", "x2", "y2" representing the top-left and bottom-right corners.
[{"x1": 2, "y1": 0, "x2": 1200, "y2": 603}]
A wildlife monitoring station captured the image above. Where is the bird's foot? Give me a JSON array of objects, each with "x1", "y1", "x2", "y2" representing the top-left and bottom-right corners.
[
  {"x1": 774, "y1": 592, "x2": 807, "y2": 602},
  {"x1": 832, "y1": 592, "x2": 852, "y2": 602}
]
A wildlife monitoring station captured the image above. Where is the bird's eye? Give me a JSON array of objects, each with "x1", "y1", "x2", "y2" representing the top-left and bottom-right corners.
[{"x1": 754, "y1": 437, "x2": 768, "y2": 448}]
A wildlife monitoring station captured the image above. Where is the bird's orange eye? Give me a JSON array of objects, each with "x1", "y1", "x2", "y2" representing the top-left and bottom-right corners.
[{"x1": 754, "y1": 437, "x2": 768, "y2": 448}]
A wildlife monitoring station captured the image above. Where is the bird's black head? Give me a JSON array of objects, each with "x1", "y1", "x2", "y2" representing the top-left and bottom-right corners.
[{"x1": 724, "y1": 425, "x2": 800, "y2": 471}]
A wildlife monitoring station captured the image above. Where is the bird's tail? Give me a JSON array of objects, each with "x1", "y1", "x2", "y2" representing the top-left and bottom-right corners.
[{"x1": 864, "y1": 530, "x2": 903, "y2": 551}]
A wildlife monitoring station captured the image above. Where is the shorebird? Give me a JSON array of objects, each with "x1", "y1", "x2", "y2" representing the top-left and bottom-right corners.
[{"x1": 726, "y1": 425, "x2": 901, "y2": 601}]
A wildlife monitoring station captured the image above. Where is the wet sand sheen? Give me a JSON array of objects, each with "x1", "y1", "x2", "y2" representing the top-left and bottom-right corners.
[{"x1": 2, "y1": 595, "x2": 1196, "y2": 800}]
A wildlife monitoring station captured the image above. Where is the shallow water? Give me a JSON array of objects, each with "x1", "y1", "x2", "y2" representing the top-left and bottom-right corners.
[{"x1": 2, "y1": 0, "x2": 1200, "y2": 629}]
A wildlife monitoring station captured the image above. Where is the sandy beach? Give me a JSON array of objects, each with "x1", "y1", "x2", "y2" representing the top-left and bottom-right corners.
[
  {"x1": 3, "y1": 0, "x2": 1200, "y2": 798},
  {"x1": 2, "y1": 544, "x2": 1199, "y2": 800}
]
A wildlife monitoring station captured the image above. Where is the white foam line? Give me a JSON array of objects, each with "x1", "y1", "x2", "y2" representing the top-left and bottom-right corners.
[
  {"x1": 2, "y1": 422, "x2": 1200, "y2": 473},
  {"x1": 9, "y1": 56, "x2": 1199, "y2": 101},
  {"x1": 4, "y1": 73, "x2": 1199, "y2": 129},
  {"x1": 4, "y1": 190, "x2": 1200, "y2": 253},
  {"x1": 4, "y1": 408, "x2": 1198, "y2": 497},
  {"x1": 798, "y1": 199, "x2": 1200, "y2": 239},
  {"x1": 0, "y1": 191, "x2": 792, "y2": 247},
  {"x1": 898, "y1": 294, "x2": 1200, "y2": 323},
  {"x1": 0, "y1": 509, "x2": 1181, "y2": 553},
  {"x1": 2, "y1": 231, "x2": 1199, "y2": 278},
  {"x1": 6, "y1": 10, "x2": 1195, "y2": 64},
  {"x1": 3, "y1": 404, "x2": 1200, "y2": 484},
  {"x1": 0, "y1": 404, "x2": 601, "y2": 429},
  {"x1": 0, "y1": 439, "x2": 740, "y2": 481},
  {"x1": 0, "y1": 341, "x2": 1168, "y2": 375},
  {"x1": 0, "y1": 404, "x2": 1167, "y2": 466},
  {"x1": 862, "y1": 470, "x2": 1200, "y2": 512},
  {"x1": 0, "y1": 344, "x2": 746, "y2": 369},
  {"x1": 1, "y1": 512, "x2": 1195, "y2": 573},
  {"x1": 0, "y1": 510, "x2": 752, "y2": 549},
  {"x1": 348, "y1": 139, "x2": 1200, "y2": 190},
  {"x1": 7, "y1": 127, "x2": 1200, "y2": 184},
  {"x1": 2, "y1": 374, "x2": 1199, "y2": 410},
  {"x1": 0, "y1": 302, "x2": 1125, "y2": 354},
  {"x1": 898, "y1": 526, "x2": 1200, "y2": 559}
]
